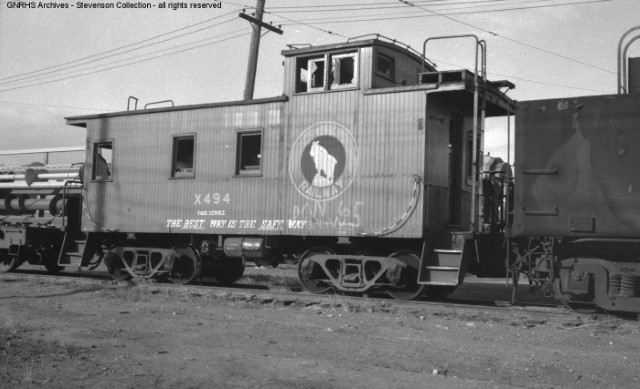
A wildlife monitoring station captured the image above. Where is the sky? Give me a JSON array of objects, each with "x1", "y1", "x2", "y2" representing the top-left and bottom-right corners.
[{"x1": 0, "y1": 0, "x2": 639, "y2": 165}]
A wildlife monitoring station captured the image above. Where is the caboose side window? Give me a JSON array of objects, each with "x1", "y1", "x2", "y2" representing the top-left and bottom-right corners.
[
  {"x1": 296, "y1": 60, "x2": 309, "y2": 93},
  {"x1": 296, "y1": 51, "x2": 358, "y2": 93},
  {"x1": 236, "y1": 130, "x2": 262, "y2": 176},
  {"x1": 376, "y1": 53, "x2": 395, "y2": 80},
  {"x1": 308, "y1": 58, "x2": 326, "y2": 91},
  {"x1": 92, "y1": 141, "x2": 113, "y2": 181},
  {"x1": 171, "y1": 134, "x2": 195, "y2": 179},
  {"x1": 330, "y1": 53, "x2": 357, "y2": 89}
]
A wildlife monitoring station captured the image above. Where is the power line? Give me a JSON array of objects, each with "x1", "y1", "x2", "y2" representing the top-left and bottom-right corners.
[
  {"x1": 0, "y1": 32, "x2": 251, "y2": 94},
  {"x1": 272, "y1": 0, "x2": 577, "y2": 25},
  {"x1": 266, "y1": 0, "x2": 466, "y2": 9},
  {"x1": 493, "y1": 72, "x2": 611, "y2": 94},
  {"x1": 0, "y1": 9, "x2": 242, "y2": 84},
  {"x1": 269, "y1": 0, "x2": 552, "y2": 13},
  {"x1": 220, "y1": 0, "x2": 616, "y2": 93},
  {"x1": 398, "y1": 0, "x2": 615, "y2": 75},
  {"x1": 5, "y1": 28, "x2": 244, "y2": 89},
  {"x1": 226, "y1": 0, "x2": 350, "y2": 38},
  {"x1": 0, "y1": 17, "x2": 240, "y2": 88},
  {"x1": 0, "y1": 100, "x2": 108, "y2": 112}
]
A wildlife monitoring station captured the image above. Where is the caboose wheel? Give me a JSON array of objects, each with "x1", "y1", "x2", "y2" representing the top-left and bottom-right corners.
[
  {"x1": 0, "y1": 252, "x2": 18, "y2": 273},
  {"x1": 214, "y1": 257, "x2": 245, "y2": 286},
  {"x1": 169, "y1": 245, "x2": 201, "y2": 285},
  {"x1": 386, "y1": 250, "x2": 426, "y2": 300},
  {"x1": 298, "y1": 246, "x2": 333, "y2": 294},
  {"x1": 104, "y1": 249, "x2": 132, "y2": 281}
]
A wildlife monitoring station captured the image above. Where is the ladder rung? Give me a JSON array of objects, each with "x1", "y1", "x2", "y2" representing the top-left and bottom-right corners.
[{"x1": 426, "y1": 266, "x2": 459, "y2": 271}]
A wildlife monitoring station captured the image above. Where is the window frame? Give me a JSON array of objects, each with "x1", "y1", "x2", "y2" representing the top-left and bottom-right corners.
[
  {"x1": 375, "y1": 52, "x2": 396, "y2": 81},
  {"x1": 295, "y1": 50, "x2": 359, "y2": 94},
  {"x1": 329, "y1": 52, "x2": 358, "y2": 90},
  {"x1": 235, "y1": 129, "x2": 263, "y2": 177},
  {"x1": 170, "y1": 133, "x2": 196, "y2": 179},
  {"x1": 91, "y1": 140, "x2": 114, "y2": 182}
]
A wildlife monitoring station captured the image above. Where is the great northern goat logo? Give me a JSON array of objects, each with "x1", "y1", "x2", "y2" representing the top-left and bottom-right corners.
[{"x1": 289, "y1": 122, "x2": 358, "y2": 201}]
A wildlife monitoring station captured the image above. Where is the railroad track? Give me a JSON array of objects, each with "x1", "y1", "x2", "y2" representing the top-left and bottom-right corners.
[{"x1": 0, "y1": 267, "x2": 583, "y2": 326}]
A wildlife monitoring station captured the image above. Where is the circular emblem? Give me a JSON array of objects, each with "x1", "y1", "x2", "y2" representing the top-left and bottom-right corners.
[{"x1": 289, "y1": 122, "x2": 358, "y2": 201}]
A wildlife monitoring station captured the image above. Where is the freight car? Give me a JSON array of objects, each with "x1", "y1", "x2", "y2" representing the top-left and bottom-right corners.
[
  {"x1": 1, "y1": 28, "x2": 640, "y2": 313},
  {"x1": 0, "y1": 157, "x2": 83, "y2": 273},
  {"x1": 60, "y1": 34, "x2": 516, "y2": 299}
]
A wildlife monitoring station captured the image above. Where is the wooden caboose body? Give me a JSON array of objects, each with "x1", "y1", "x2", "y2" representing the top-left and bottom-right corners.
[{"x1": 66, "y1": 36, "x2": 514, "y2": 297}]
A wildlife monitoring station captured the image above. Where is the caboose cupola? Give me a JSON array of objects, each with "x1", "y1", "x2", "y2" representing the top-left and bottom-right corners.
[{"x1": 281, "y1": 35, "x2": 436, "y2": 96}]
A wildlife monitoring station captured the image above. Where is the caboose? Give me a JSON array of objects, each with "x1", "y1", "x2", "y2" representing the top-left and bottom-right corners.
[
  {"x1": 4, "y1": 29, "x2": 640, "y2": 312},
  {"x1": 59, "y1": 34, "x2": 514, "y2": 299}
]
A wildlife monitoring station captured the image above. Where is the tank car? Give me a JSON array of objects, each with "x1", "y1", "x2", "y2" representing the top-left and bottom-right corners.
[
  {"x1": 56, "y1": 34, "x2": 514, "y2": 299},
  {"x1": 0, "y1": 156, "x2": 84, "y2": 273}
]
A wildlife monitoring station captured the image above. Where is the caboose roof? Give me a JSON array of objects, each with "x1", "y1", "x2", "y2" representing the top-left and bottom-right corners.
[{"x1": 65, "y1": 95, "x2": 288, "y2": 126}]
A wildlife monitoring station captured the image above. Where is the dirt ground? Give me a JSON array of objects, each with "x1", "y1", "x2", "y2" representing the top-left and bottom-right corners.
[{"x1": 1, "y1": 274, "x2": 640, "y2": 389}]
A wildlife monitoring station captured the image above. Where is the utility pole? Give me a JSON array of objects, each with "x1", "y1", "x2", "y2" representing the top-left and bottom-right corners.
[
  {"x1": 241, "y1": 0, "x2": 282, "y2": 101},
  {"x1": 243, "y1": 0, "x2": 265, "y2": 101}
]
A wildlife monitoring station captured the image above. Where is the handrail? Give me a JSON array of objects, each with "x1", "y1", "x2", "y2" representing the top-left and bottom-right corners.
[
  {"x1": 423, "y1": 35, "x2": 486, "y2": 232},
  {"x1": 0, "y1": 147, "x2": 84, "y2": 165},
  {"x1": 347, "y1": 33, "x2": 437, "y2": 69},
  {"x1": 422, "y1": 34, "x2": 484, "y2": 76},
  {"x1": 286, "y1": 43, "x2": 312, "y2": 49},
  {"x1": 617, "y1": 26, "x2": 640, "y2": 94},
  {"x1": 61, "y1": 179, "x2": 83, "y2": 228},
  {"x1": 127, "y1": 96, "x2": 138, "y2": 111},
  {"x1": 144, "y1": 100, "x2": 175, "y2": 109}
]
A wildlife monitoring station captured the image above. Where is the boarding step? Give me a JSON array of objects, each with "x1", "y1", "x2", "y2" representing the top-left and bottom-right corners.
[
  {"x1": 418, "y1": 249, "x2": 462, "y2": 286},
  {"x1": 74, "y1": 240, "x2": 87, "y2": 252},
  {"x1": 60, "y1": 252, "x2": 83, "y2": 267},
  {"x1": 429, "y1": 249, "x2": 463, "y2": 267},
  {"x1": 430, "y1": 231, "x2": 468, "y2": 251},
  {"x1": 57, "y1": 232, "x2": 91, "y2": 267},
  {"x1": 418, "y1": 237, "x2": 475, "y2": 286}
]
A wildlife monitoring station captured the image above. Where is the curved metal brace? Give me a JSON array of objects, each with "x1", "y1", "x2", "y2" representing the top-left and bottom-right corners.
[
  {"x1": 617, "y1": 26, "x2": 640, "y2": 94},
  {"x1": 360, "y1": 175, "x2": 423, "y2": 237}
]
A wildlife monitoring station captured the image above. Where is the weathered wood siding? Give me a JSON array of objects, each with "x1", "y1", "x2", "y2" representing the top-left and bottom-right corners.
[
  {"x1": 77, "y1": 39, "x2": 480, "y2": 240},
  {"x1": 284, "y1": 89, "x2": 427, "y2": 238},
  {"x1": 83, "y1": 100, "x2": 286, "y2": 235}
]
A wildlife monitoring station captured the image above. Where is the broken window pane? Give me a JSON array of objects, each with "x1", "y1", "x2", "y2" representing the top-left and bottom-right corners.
[
  {"x1": 92, "y1": 141, "x2": 113, "y2": 181},
  {"x1": 309, "y1": 59, "x2": 325, "y2": 89},
  {"x1": 236, "y1": 131, "x2": 262, "y2": 175},
  {"x1": 172, "y1": 135, "x2": 195, "y2": 178},
  {"x1": 330, "y1": 53, "x2": 357, "y2": 89}
]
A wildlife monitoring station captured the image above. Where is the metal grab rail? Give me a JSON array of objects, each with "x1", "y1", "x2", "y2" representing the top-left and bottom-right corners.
[
  {"x1": 617, "y1": 26, "x2": 640, "y2": 94},
  {"x1": 127, "y1": 96, "x2": 138, "y2": 111},
  {"x1": 347, "y1": 33, "x2": 437, "y2": 69},
  {"x1": 422, "y1": 35, "x2": 487, "y2": 232},
  {"x1": 144, "y1": 100, "x2": 175, "y2": 109}
]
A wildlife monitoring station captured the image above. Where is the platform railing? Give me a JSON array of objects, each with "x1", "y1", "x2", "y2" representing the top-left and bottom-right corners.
[
  {"x1": 422, "y1": 35, "x2": 486, "y2": 232},
  {"x1": 617, "y1": 25, "x2": 640, "y2": 94}
]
